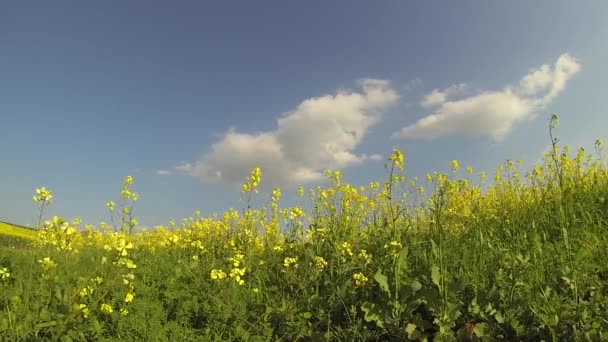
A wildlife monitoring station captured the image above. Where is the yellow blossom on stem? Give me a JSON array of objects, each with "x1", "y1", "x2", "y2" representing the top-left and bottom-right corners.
[
  {"x1": 283, "y1": 257, "x2": 298, "y2": 269},
  {"x1": 353, "y1": 272, "x2": 369, "y2": 287},
  {"x1": 0, "y1": 267, "x2": 10, "y2": 281},
  {"x1": 210, "y1": 269, "x2": 227, "y2": 280},
  {"x1": 313, "y1": 256, "x2": 328, "y2": 271},
  {"x1": 100, "y1": 303, "x2": 114, "y2": 314}
]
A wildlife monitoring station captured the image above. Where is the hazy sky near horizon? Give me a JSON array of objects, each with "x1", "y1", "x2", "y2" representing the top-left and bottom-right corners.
[{"x1": 1, "y1": 1, "x2": 607, "y2": 228}]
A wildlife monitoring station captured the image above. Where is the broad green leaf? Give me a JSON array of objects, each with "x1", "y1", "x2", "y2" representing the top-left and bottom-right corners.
[
  {"x1": 395, "y1": 246, "x2": 409, "y2": 277},
  {"x1": 39, "y1": 307, "x2": 52, "y2": 322},
  {"x1": 360, "y1": 302, "x2": 385, "y2": 329},
  {"x1": 0, "y1": 318, "x2": 8, "y2": 332},
  {"x1": 494, "y1": 311, "x2": 504, "y2": 324},
  {"x1": 374, "y1": 270, "x2": 391, "y2": 296},
  {"x1": 431, "y1": 266, "x2": 441, "y2": 287},
  {"x1": 431, "y1": 239, "x2": 438, "y2": 259},
  {"x1": 449, "y1": 273, "x2": 468, "y2": 293},
  {"x1": 405, "y1": 323, "x2": 421, "y2": 340},
  {"x1": 399, "y1": 279, "x2": 422, "y2": 300},
  {"x1": 473, "y1": 322, "x2": 487, "y2": 337}
]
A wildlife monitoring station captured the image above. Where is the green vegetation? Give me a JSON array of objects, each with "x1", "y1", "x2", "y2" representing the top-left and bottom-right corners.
[
  {"x1": 0, "y1": 222, "x2": 37, "y2": 250},
  {"x1": 1, "y1": 115, "x2": 608, "y2": 341}
]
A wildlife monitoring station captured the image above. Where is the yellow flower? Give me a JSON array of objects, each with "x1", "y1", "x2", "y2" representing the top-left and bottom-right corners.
[
  {"x1": 100, "y1": 303, "x2": 114, "y2": 314},
  {"x1": 353, "y1": 272, "x2": 369, "y2": 287},
  {"x1": 283, "y1": 257, "x2": 298, "y2": 269},
  {"x1": 389, "y1": 149, "x2": 405, "y2": 171},
  {"x1": 0, "y1": 267, "x2": 10, "y2": 281},
  {"x1": 78, "y1": 285, "x2": 94, "y2": 298},
  {"x1": 38, "y1": 257, "x2": 57, "y2": 272},
  {"x1": 74, "y1": 303, "x2": 90, "y2": 318},
  {"x1": 210, "y1": 269, "x2": 227, "y2": 280},
  {"x1": 358, "y1": 249, "x2": 372, "y2": 264},
  {"x1": 313, "y1": 256, "x2": 328, "y2": 271},
  {"x1": 384, "y1": 241, "x2": 403, "y2": 256},
  {"x1": 33, "y1": 187, "x2": 53, "y2": 203},
  {"x1": 125, "y1": 292, "x2": 135, "y2": 303},
  {"x1": 229, "y1": 267, "x2": 246, "y2": 285},
  {"x1": 289, "y1": 206, "x2": 305, "y2": 220},
  {"x1": 338, "y1": 242, "x2": 353, "y2": 258}
]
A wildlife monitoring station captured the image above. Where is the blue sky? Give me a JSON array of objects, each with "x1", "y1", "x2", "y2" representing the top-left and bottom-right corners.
[{"x1": 1, "y1": 1, "x2": 607, "y2": 228}]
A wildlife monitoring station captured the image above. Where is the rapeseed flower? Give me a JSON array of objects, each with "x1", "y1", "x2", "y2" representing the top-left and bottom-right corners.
[
  {"x1": 338, "y1": 242, "x2": 353, "y2": 258},
  {"x1": 33, "y1": 187, "x2": 53, "y2": 203},
  {"x1": 74, "y1": 304, "x2": 90, "y2": 318},
  {"x1": 210, "y1": 269, "x2": 227, "y2": 280},
  {"x1": 0, "y1": 267, "x2": 10, "y2": 281},
  {"x1": 100, "y1": 303, "x2": 114, "y2": 314},
  {"x1": 353, "y1": 272, "x2": 369, "y2": 287},
  {"x1": 38, "y1": 257, "x2": 57, "y2": 272},
  {"x1": 358, "y1": 249, "x2": 372, "y2": 264},
  {"x1": 384, "y1": 241, "x2": 403, "y2": 256},
  {"x1": 229, "y1": 267, "x2": 246, "y2": 285},
  {"x1": 389, "y1": 149, "x2": 405, "y2": 171},
  {"x1": 313, "y1": 256, "x2": 328, "y2": 271},
  {"x1": 283, "y1": 257, "x2": 298, "y2": 269}
]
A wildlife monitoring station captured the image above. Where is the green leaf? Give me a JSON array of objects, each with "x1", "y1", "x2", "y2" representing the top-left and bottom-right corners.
[
  {"x1": 399, "y1": 279, "x2": 422, "y2": 301},
  {"x1": 405, "y1": 323, "x2": 421, "y2": 340},
  {"x1": 360, "y1": 302, "x2": 385, "y2": 329},
  {"x1": 374, "y1": 270, "x2": 391, "y2": 297},
  {"x1": 0, "y1": 318, "x2": 8, "y2": 332},
  {"x1": 431, "y1": 266, "x2": 441, "y2": 287},
  {"x1": 395, "y1": 246, "x2": 409, "y2": 277},
  {"x1": 449, "y1": 273, "x2": 468, "y2": 293},
  {"x1": 431, "y1": 239, "x2": 438, "y2": 259},
  {"x1": 34, "y1": 321, "x2": 58, "y2": 329},
  {"x1": 39, "y1": 307, "x2": 52, "y2": 322},
  {"x1": 473, "y1": 322, "x2": 487, "y2": 337},
  {"x1": 494, "y1": 311, "x2": 504, "y2": 324}
]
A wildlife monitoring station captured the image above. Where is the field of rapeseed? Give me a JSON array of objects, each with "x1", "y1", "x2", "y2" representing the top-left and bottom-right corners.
[{"x1": 2, "y1": 116, "x2": 608, "y2": 341}]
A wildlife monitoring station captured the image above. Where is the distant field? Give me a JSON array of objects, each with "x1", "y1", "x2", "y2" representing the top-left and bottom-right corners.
[{"x1": 0, "y1": 221, "x2": 38, "y2": 241}]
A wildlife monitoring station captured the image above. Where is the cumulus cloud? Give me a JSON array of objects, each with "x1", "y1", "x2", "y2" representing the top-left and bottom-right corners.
[
  {"x1": 369, "y1": 154, "x2": 383, "y2": 161},
  {"x1": 420, "y1": 83, "x2": 467, "y2": 108},
  {"x1": 175, "y1": 79, "x2": 399, "y2": 189},
  {"x1": 394, "y1": 53, "x2": 581, "y2": 141}
]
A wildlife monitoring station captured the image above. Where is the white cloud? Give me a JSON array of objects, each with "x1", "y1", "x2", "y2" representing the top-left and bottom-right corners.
[
  {"x1": 156, "y1": 169, "x2": 172, "y2": 176},
  {"x1": 369, "y1": 154, "x2": 383, "y2": 161},
  {"x1": 420, "y1": 83, "x2": 467, "y2": 108},
  {"x1": 395, "y1": 53, "x2": 581, "y2": 141},
  {"x1": 175, "y1": 79, "x2": 399, "y2": 189}
]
